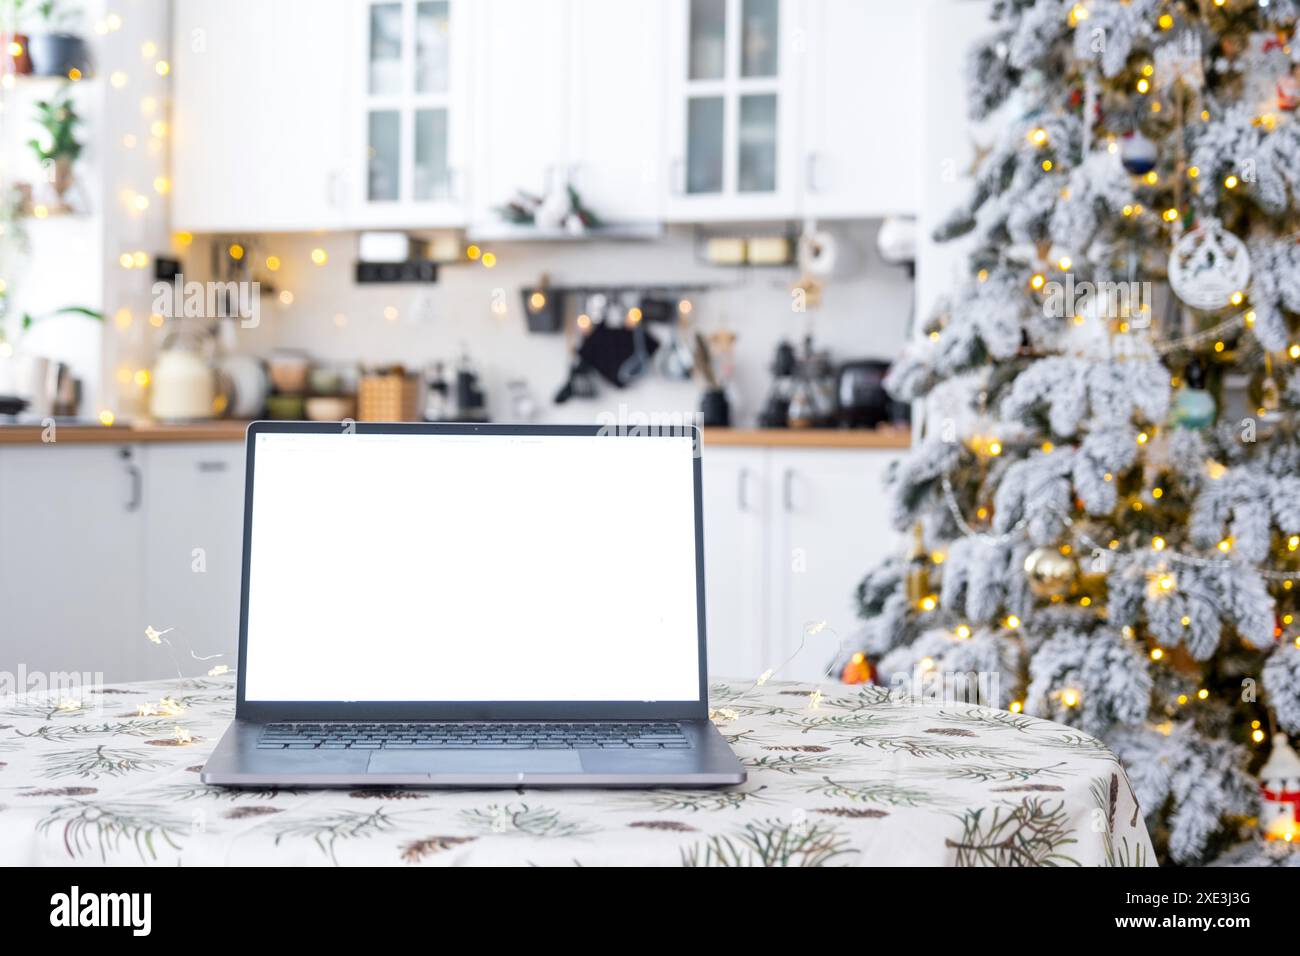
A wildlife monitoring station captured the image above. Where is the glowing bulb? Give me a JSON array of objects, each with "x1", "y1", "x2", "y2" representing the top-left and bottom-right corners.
[
  {"x1": 1157, "y1": 574, "x2": 1175, "y2": 591},
  {"x1": 228, "y1": 243, "x2": 245, "y2": 260},
  {"x1": 1042, "y1": 160, "x2": 1053, "y2": 171},
  {"x1": 110, "y1": 70, "x2": 128, "y2": 88},
  {"x1": 154, "y1": 59, "x2": 170, "y2": 76},
  {"x1": 1158, "y1": 13, "x2": 1174, "y2": 29},
  {"x1": 1137, "y1": 431, "x2": 1149, "y2": 444},
  {"x1": 1151, "y1": 648, "x2": 1164, "y2": 661},
  {"x1": 1197, "y1": 688, "x2": 1209, "y2": 700},
  {"x1": 1163, "y1": 208, "x2": 1179, "y2": 222},
  {"x1": 678, "y1": 299, "x2": 693, "y2": 315},
  {"x1": 265, "y1": 255, "x2": 280, "y2": 272},
  {"x1": 919, "y1": 595, "x2": 938, "y2": 612},
  {"x1": 1253, "y1": 729, "x2": 1266, "y2": 743},
  {"x1": 153, "y1": 176, "x2": 171, "y2": 194},
  {"x1": 1136, "y1": 78, "x2": 1150, "y2": 94},
  {"x1": 98, "y1": 410, "x2": 116, "y2": 426},
  {"x1": 383, "y1": 305, "x2": 398, "y2": 321},
  {"x1": 1289, "y1": 344, "x2": 1300, "y2": 360},
  {"x1": 1061, "y1": 689, "x2": 1080, "y2": 708},
  {"x1": 987, "y1": 440, "x2": 1002, "y2": 456},
  {"x1": 310, "y1": 247, "x2": 328, "y2": 266},
  {"x1": 1224, "y1": 175, "x2": 1239, "y2": 189},
  {"x1": 481, "y1": 252, "x2": 497, "y2": 268},
  {"x1": 1030, "y1": 273, "x2": 1046, "y2": 290},
  {"x1": 1029, "y1": 128, "x2": 1048, "y2": 147},
  {"x1": 955, "y1": 624, "x2": 971, "y2": 640},
  {"x1": 1217, "y1": 538, "x2": 1233, "y2": 553},
  {"x1": 1230, "y1": 291, "x2": 1245, "y2": 306},
  {"x1": 1005, "y1": 615, "x2": 1021, "y2": 629},
  {"x1": 1010, "y1": 701, "x2": 1023, "y2": 713},
  {"x1": 529, "y1": 292, "x2": 547, "y2": 311}
]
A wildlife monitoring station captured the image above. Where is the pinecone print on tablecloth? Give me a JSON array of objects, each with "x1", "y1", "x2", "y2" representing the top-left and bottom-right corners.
[
  {"x1": 349, "y1": 789, "x2": 428, "y2": 800},
  {"x1": 762, "y1": 744, "x2": 831, "y2": 753},
  {"x1": 19, "y1": 786, "x2": 98, "y2": 797},
  {"x1": 225, "y1": 806, "x2": 283, "y2": 820},
  {"x1": 628, "y1": 820, "x2": 698, "y2": 832},
  {"x1": 924, "y1": 728, "x2": 977, "y2": 737},
  {"x1": 813, "y1": 807, "x2": 889, "y2": 819},
  {"x1": 400, "y1": 836, "x2": 477, "y2": 863}
]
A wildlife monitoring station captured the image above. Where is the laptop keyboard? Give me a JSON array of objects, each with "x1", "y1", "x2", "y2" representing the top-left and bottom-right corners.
[{"x1": 257, "y1": 721, "x2": 691, "y2": 750}]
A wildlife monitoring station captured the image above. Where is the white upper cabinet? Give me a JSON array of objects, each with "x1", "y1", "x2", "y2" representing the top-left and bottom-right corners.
[
  {"x1": 467, "y1": 0, "x2": 665, "y2": 232},
  {"x1": 351, "y1": 0, "x2": 473, "y2": 228},
  {"x1": 663, "y1": 0, "x2": 801, "y2": 222},
  {"x1": 172, "y1": 0, "x2": 352, "y2": 233},
  {"x1": 170, "y1": 0, "x2": 918, "y2": 232},
  {"x1": 799, "y1": 0, "x2": 922, "y2": 218}
]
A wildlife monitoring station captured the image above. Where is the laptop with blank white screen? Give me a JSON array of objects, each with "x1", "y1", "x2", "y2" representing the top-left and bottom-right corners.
[{"x1": 201, "y1": 421, "x2": 746, "y2": 787}]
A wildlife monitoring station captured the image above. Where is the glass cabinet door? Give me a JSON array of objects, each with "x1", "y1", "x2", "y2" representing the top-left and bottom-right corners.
[
  {"x1": 363, "y1": 0, "x2": 456, "y2": 208},
  {"x1": 680, "y1": 0, "x2": 782, "y2": 199}
]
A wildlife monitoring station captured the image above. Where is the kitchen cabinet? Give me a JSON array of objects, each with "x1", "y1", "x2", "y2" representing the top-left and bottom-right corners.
[
  {"x1": 351, "y1": 0, "x2": 473, "y2": 227},
  {"x1": 467, "y1": 0, "x2": 665, "y2": 231},
  {"x1": 799, "y1": 0, "x2": 923, "y2": 218},
  {"x1": 663, "y1": 0, "x2": 802, "y2": 221},
  {"x1": 0, "y1": 442, "x2": 245, "y2": 684},
  {"x1": 701, "y1": 447, "x2": 769, "y2": 681},
  {"x1": 767, "y1": 449, "x2": 901, "y2": 681},
  {"x1": 171, "y1": 0, "x2": 353, "y2": 233},
  {"x1": 140, "y1": 443, "x2": 245, "y2": 681},
  {"x1": 0, "y1": 444, "x2": 146, "y2": 682},
  {"x1": 700, "y1": 443, "x2": 902, "y2": 682}
]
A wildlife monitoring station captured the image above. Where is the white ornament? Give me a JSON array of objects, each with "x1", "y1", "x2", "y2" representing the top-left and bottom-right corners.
[
  {"x1": 1155, "y1": 29, "x2": 1204, "y2": 92},
  {"x1": 1168, "y1": 219, "x2": 1252, "y2": 311}
]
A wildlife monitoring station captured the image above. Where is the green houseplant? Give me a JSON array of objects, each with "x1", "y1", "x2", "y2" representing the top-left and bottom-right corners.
[{"x1": 26, "y1": 83, "x2": 81, "y2": 203}]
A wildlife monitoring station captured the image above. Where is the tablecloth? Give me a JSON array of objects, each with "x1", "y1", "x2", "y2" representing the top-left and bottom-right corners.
[{"x1": 0, "y1": 675, "x2": 1155, "y2": 866}]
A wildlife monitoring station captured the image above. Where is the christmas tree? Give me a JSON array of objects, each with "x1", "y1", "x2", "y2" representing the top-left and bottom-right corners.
[{"x1": 849, "y1": 0, "x2": 1300, "y2": 865}]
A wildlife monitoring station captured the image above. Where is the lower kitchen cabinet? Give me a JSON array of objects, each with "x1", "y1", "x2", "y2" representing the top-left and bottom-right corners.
[
  {"x1": 701, "y1": 444, "x2": 903, "y2": 683},
  {"x1": 0, "y1": 441, "x2": 244, "y2": 684},
  {"x1": 141, "y1": 444, "x2": 245, "y2": 681}
]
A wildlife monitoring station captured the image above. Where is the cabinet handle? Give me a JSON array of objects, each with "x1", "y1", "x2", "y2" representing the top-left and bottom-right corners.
[
  {"x1": 782, "y1": 468, "x2": 795, "y2": 513},
  {"x1": 670, "y1": 157, "x2": 684, "y2": 196},
  {"x1": 804, "y1": 152, "x2": 822, "y2": 194},
  {"x1": 737, "y1": 467, "x2": 752, "y2": 513},
  {"x1": 197, "y1": 460, "x2": 228, "y2": 473},
  {"x1": 121, "y1": 449, "x2": 142, "y2": 512}
]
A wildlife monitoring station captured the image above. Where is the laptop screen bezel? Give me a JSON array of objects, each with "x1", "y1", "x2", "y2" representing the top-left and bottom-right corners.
[{"x1": 234, "y1": 420, "x2": 710, "y2": 722}]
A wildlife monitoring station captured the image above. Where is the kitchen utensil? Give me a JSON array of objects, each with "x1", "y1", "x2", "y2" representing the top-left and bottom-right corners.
[
  {"x1": 358, "y1": 369, "x2": 420, "y2": 421},
  {"x1": 578, "y1": 322, "x2": 660, "y2": 388},
  {"x1": 265, "y1": 393, "x2": 306, "y2": 420},
  {"x1": 219, "y1": 354, "x2": 270, "y2": 419},
  {"x1": 699, "y1": 388, "x2": 730, "y2": 427},
  {"x1": 151, "y1": 330, "x2": 218, "y2": 422},
  {"x1": 268, "y1": 349, "x2": 311, "y2": 394},
  {"x1": 836, "y1": 359, "x2": 892, "y2": 428},
  {"x1": 305, "y1": 395, "x2": 357, "y2": 421}
]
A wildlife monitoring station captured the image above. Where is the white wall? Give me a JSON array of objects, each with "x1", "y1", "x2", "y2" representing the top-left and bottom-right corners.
[
  {"x1": 188, "y1": 222, "x2": 914, "y2": 425},
  {"x1": 917, "y1": 0, "x2": 994, "y2": 324}
]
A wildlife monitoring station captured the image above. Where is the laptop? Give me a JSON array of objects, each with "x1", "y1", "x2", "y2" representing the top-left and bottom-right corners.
[{"x1": 202, "y1": 420, "x2": 746, "y2": 787}]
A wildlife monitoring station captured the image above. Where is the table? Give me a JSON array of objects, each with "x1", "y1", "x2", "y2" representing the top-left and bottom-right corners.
[{"x1": 0, "y1": 675, "x2": 1155, "y2": 866}]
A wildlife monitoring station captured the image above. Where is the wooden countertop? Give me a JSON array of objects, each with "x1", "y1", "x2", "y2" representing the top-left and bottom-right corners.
[{"x1": 0, "y1": 421, "x2": 911, "y2": 450}]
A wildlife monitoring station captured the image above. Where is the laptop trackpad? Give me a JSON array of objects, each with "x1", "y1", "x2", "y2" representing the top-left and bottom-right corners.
[{"x1": 368, "y1": 750, "x2": 583, "y2": 774}]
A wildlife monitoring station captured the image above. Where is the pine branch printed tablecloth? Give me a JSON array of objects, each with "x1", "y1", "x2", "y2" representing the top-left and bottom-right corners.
[{"x1": 0, "y1": 676, "x2": 1155, "y2": 866}]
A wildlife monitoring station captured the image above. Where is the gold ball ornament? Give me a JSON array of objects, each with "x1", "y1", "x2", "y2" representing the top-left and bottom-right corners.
[{"x1": 1023, "y1": 546, "x2": 1077, "y2": 597}]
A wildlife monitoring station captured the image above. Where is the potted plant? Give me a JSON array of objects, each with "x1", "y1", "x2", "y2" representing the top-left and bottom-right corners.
[
  {"x1": 1, "y1": 0, "x2": 34, "y2": 75},
  {"x1": 26, "y1": 83, "x2": 81, "y2": 206},
  {"x1": 24, "y1": 0, "x2": 89, "y2": 78}
]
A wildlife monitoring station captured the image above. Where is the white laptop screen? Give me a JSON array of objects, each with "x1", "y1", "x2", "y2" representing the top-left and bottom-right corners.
[{"x1": 242, "y1": 431, "x2": 702, "y2": 702}]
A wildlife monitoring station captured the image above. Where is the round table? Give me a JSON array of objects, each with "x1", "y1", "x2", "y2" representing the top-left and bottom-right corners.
[{"x1": 0, "y1": 675, "x2": 1154, "y2": 866}]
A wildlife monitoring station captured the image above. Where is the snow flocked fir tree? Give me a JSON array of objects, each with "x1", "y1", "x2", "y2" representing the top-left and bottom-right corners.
[{"x1": 846, "y1": 0, "x2": 1300, "y2": 865}]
